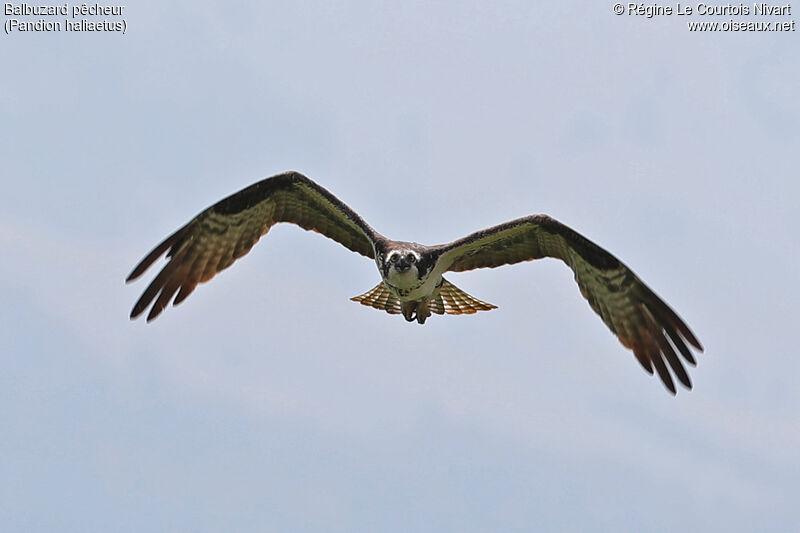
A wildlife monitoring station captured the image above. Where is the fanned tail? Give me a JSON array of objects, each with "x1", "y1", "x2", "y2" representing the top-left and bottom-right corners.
[
  {"x1": 428, "y1": 278, "x2": 497, "y2": 315},
  {"x1": 351, "y1": 279, "x2": 496, "y2": 317}
]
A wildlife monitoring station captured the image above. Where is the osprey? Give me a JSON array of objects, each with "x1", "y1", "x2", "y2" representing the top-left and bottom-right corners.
[{"x1": 128, "y1": 171, "x2": 703, "y2": 394}]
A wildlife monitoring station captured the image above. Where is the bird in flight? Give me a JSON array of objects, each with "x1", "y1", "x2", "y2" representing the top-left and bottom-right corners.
[{"x1": 127, "y1": 171, "x2": 703, "y2": 393}]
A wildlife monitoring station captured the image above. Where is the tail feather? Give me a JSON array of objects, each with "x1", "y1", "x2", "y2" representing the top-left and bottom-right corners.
[
  {"x1": 429, "y1": 278, "x2": 497, "y2": 315},
  {"x1": 350, "y1": 282, "x2": 403, "y2": 314}
]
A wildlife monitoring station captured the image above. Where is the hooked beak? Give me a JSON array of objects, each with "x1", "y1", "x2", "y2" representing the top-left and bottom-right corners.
[{"x1": 394, "y1": 257, "x2": 411, "y2": 272}]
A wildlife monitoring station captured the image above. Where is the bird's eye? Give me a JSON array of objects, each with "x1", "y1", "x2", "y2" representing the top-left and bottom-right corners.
[
  {"x1": 389, "y1": 254, "x2": 398, "y2": 263},
  {"x1": 407, "y1": 254, "x2": 416, "y2": 263}
]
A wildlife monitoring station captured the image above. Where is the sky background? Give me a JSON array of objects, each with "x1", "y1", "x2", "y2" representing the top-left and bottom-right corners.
[{"x1": 2, "y1": 1, "x2": 798, "y2": 531}]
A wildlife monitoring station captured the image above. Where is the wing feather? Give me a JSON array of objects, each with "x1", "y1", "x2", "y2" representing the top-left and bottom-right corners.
[
  {"x1": 435, "y1": 215, "x2": 703, "y2": 393},
  {"x1": 127, "y1": 172, "x2": 380, "y2": 321}
]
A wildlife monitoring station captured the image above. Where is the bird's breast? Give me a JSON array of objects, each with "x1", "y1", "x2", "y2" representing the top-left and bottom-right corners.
[{"x1": 384, "y1": 270, "x2": 442, "y2": 301}]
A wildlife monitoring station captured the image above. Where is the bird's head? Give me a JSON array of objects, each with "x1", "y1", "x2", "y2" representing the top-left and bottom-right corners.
[
  {"x1": 377, "y1": 244, "x2": 425, "y2": 284},
  {"x1": 387, "y1": 249, "x2": 419, "y2": 274}
]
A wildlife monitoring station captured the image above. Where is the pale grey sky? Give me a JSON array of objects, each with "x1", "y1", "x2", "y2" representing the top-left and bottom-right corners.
[{"x1": 2, "y1": 1, "x2": 798, "y2": 531}]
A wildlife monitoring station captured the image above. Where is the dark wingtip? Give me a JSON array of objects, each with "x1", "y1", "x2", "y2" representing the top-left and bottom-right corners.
[
  {"x1": 127, "y1": 222, "x2": 193, "y2": 283},
  {"x1": 130, "y1": 301, "x2": 148, "y2": 320},
  {"x1": 657, "y1": 368, "x2": 678, "y2": 395},
  {"x1": 146, "y1": 305, "x2": 164, "y2": 322},
  {"x1": 662, "y1": 374, "x2": 677, "y2": 395},
  {"x1": 130, "y1": 288, "x2": 158, "y2": 322},
  {"x1": 664, "y1": 366, "x2": 693, "y2": 395},
  {"x1": 685, "y1": 333, "x2": 703, "y2": 352},
  {"x1": 126, "y1": 249, "x2": 164, "y2": 283}
]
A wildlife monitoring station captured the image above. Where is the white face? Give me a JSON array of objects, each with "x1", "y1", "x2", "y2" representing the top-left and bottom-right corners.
[
  {"x1": 387, "y1": 250, "x2": 419, "y2": 267},
  {"x1": 384, "y1": 249, "x2": 421, "y2": 287}
]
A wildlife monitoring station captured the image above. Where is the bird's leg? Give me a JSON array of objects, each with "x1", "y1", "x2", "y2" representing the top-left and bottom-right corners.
[
  {"x1": 416, "y1": 301, "x2": 431, "y2": 324},
  {"x1": 401, "y1": 301, "x2": 416, "y2": 322}
]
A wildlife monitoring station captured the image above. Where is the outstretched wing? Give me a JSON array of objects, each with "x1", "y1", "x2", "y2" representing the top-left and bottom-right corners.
[
  {"x1": 127, "y1": 171, "x2": 380, "y2": 321},
  {"x1": 435, "y1": 215, "x2": 703, "y2": 394}
]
